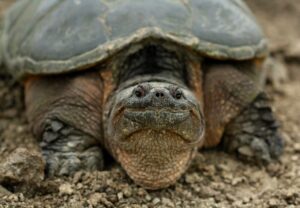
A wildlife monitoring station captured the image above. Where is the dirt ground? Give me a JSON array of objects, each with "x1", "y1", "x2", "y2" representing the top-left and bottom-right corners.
[{"x1": 0, "y1": 1, "x2": 299, "y2": 207}]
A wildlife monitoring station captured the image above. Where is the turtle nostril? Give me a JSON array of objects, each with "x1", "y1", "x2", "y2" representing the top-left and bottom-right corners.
[{"x1": 155, "y1": 92, "x2": 164, "y2": 97}]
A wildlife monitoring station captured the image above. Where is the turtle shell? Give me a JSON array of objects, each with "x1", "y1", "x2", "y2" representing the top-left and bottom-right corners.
[{"x1": 1, "y1": 0, "x2": 267, "y2": 78}]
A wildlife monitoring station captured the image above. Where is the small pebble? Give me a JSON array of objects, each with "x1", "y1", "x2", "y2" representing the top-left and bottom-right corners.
[
  {"x1": 152, "y1": 197, "x2": 160, "y2": 205},
  {"x1": 59, "y1": 183, "x2": 74, "y2": 195},
  {"x1": 268, "y1": 198, "x2": 280, "y2": 207},
  {"x1": 145, "y1": 194, "x2": 152, "y2": 201},
  {"x1": 162, "y1": 197, "x2": 174, "y2": 207},
  {"x1": 88, "y1": 192, "x2": 104, "y2": 206},
  {"x1": 238, "y1": 146, "x2": 254, "y2": 157},
  {"x1": 0, "y1": 148, "x2": 45, "y2": 185},
  {"x1": 0, "y1": 185, "x2": 11, "y2": 196},
  {"x1": 226, "y1": 193, "x2": 237, "y2": 202},
  {"x1": 185, "y1": 173, "x2": 201, "y2": 184},
  {"x1": 117, "y1": 192, "x2": 123, "y2": 200},
  {"x1": 294, "y1": 143, "x2": 300, "y2": 153},
  {"x1": 291, "y1": 155, "x2": 298, "y2": 161},
  {"x1": 231, "y1": 177, "x2": 245, "y2": 186},
  {"x1": 137, "y1": 188, "x2": 147, "y2": 196},
  {"x1": 8, "y1": 194, "x2": 19, "y2": 202},
  {"x1": 122, "y1": 187, "x2": 132, "y2": 198}
]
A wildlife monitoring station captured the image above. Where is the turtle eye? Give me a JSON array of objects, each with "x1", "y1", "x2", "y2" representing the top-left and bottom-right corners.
[
  {"x1": 171, "y1": 87, "x2": 183, "y2": 100},
  {"x1": 175, "y1": 90, "x2": 182, "y2": 99},
  {"x1": 133, "y1": 85, "x2": 146, "y2": 98}
]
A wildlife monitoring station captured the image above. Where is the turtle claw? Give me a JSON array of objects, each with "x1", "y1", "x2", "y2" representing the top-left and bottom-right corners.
[
  {"x1": 223, "y1": 93, "x2": 284, "y2": 164},
  {"x1": 43, "y1": 147, "x2": 103, "y2": 177}
]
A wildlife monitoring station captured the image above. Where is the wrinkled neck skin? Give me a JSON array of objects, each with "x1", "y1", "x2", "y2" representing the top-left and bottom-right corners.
[{"x1": 104, "y1": 46, "x2": 205, "y2": 189}]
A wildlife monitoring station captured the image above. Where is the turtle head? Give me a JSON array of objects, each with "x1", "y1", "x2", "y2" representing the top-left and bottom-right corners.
[{"x1": 106, "y1": 80, "x2": 204, "y2": 189}]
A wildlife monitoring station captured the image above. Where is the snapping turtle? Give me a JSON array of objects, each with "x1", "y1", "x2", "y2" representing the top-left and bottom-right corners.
[{"x1": 1, "y1": 0, "x2": 283, "y2": 189}]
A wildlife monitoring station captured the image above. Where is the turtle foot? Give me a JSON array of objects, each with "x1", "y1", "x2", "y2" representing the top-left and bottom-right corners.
[
  {"x1": 43, "y1": 147, "x2": 103, "y2": 177},
  {"x1": 222, "y1": 93, "x2": 284, "y2": 164},
  {"x1": 40, "y1": 119, "x2": 104, "y2": 177}
]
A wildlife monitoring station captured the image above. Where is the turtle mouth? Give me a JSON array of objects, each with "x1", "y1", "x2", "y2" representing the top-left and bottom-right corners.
[
  {"x1": 110, "y1": 107, "x2": 204, "y2": 145},
  {"x1": 124, "y1": 108, "x2": 190, "y2": 127}
]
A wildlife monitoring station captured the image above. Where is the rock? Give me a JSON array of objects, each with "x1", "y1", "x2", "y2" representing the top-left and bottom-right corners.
[
  {"x1": 59, "y1": 183, "x2": 74, "y2": 195},
  {"x1": 291, "y1": 155, "x2": 298, "y2": 161},
  {"x1": 294, "y1": 143, "x2": 300, "y2": 153},
  {"x1": 137, "y1": 188, "x2": 147, "y2": 197},
  {"x1": 117, "y1": 192, "x2": 123, "y2": 200},
  {"x1": 88, "y1": 192, "x2": 104, "y2": 206},
  {"x1": 198, "y1": 185, "x2": 220, "y2": 199},
  {"x1": 100, "y1": 197, "x2": 114, "y2": 208},
  {"x1": 0, "y1": 148, "x2": 45, "y2": 186},
  {"x1": 145, "y1": 195, "x2": 152, "y2": 201},
  {"x1": 152, "y1": 197, "x2": 160, "y2": 205},
  {"x1": 185, "y1": 173, "x2": 201, "y2": 184},
  {"x1": 283, "y1": 188, "x2": 299, "y2": 205},
  {"x1": 122, "y1": 187, "x2": 132, "y2": 198},
  {"x1": 238, "y1": 146, "x2": 254, "y2": 157},
  {"x1": 231, "y1": 177, "x2": 245, "y2": 186},
  {"x1": 216, "y1": 164, "x2": 229, "y2": 172},
  {"x1": 266, "y1": 163, "x2": 282, "y2": 176},
  {"x1": 161, "y1": 197, "x2": 175, "y2": 207},
  {"x1": 7, "y1": 194, "x2": 19, "y2": 202},
  {"x1": 268, "y1": 198, "x2": 280, "y2": 208},
  {"x1": 0, "y1": 185, "x2": 11, "y2": 196},
  {"x1": 226, "y1": 193, "x2": 237, "y2": 202}
]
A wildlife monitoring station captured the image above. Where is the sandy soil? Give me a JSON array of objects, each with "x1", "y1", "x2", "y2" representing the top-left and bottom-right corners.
[{"x1": 0, "y1": 1, "x2": 299, "y2": 207}]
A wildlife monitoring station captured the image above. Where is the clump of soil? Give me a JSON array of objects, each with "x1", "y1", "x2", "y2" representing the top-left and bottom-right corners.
[{"x1": 0, "y1": 1, "x2": 300, "y2": 207}]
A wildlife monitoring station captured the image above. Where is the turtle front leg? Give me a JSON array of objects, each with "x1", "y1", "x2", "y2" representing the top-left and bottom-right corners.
[
  {"x1": 203, "y1": 63, "x2": 283, "y2": 164},
  {"x1": 25, "y1": 72, "x2": 104, "y2": 176}
]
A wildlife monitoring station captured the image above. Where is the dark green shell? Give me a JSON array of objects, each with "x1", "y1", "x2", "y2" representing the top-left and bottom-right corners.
[{"x1": 1, "y1": 0, "x2": 267, "y2": 78}]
